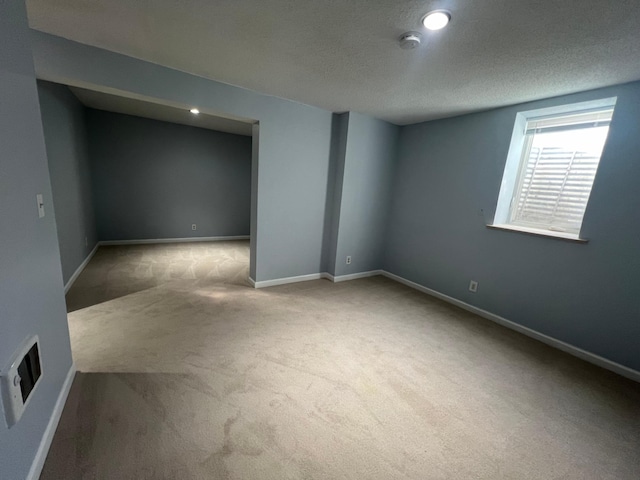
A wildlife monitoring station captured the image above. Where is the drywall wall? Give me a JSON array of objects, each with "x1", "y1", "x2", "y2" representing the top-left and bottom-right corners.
[
  {"x1": 322, "y1": 113, "x2": 349, "y2": 275},
  {"x1": 250, "y1": 123, "x2": 260, "y2": 280},
  {"x1": 31, "y1": 30, "x2": 333, "y2": 282},
  {"x1": 86, "y1": 109, "x2": 252, "y2": 241},
  {"x1": 385, "y1": 81, "x2": 640, "y2": 372},
  {"x1": 0, "y1": 2, "x2": 73, "y2": 479},
  {"x1": 37, "y1": 80, "x2": 97, "y2": 285},
  {"x1": 332, "y1": 113, "x2": 399, "y2": 276}
]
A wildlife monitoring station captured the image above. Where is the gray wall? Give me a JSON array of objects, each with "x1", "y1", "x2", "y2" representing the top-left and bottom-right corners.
[
  {"x1": 322, "y1": 113, "x2": 349, "y2": 275},
  {"x1": 37, "y1": 80, "x2": 97, "y2": 285},
  {"x1": 0, "y1": 2, "x2": 73, "y2": 478},
  {"x1": 250, "y1": 123, "x2": 260, "y2": 280},
  {"x1": 31, "y1": 30, "x2": 333, "y2": 283},
  {"x1": 86, "y1": 109, "x2": 252, "y2": 241},
  {"x1": 385, "y1": 82, "x2": 640, "y2": 372},
  {"x1": 330, "y1": 113, "x2": 399, "y2": 276}
]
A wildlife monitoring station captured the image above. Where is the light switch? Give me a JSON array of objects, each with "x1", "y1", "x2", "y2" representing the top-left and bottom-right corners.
[{"x1": 36, "y1": 194, "x2": 45, "y2": 218}]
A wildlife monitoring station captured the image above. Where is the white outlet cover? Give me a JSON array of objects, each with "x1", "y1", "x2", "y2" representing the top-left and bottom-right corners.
[
  {"x1": 469, "y1": 281, "x2": 478, "y2": 292},
  {"x1": 36, "y1": 194, "x2": 45, "y2": 218}
]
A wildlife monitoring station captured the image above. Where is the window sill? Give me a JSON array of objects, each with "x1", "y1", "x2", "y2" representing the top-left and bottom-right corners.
[{"x1": 487, "y1": 224, "x2": 588, "y2": 243}]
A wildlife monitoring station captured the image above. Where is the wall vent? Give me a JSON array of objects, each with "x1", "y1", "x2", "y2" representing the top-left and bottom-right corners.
[{"x1": 1, "y1": 335, "x2": 42, "y2": 428}]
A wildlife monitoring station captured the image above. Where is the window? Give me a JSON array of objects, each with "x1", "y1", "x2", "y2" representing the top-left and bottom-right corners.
[{"x1": 493, "y1": 98, "x2": 616, "y2": 240}]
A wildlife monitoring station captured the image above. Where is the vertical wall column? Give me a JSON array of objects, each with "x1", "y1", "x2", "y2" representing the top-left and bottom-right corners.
[{"x1": 323, "y1": 112, "x2": 400, "y2": 278}]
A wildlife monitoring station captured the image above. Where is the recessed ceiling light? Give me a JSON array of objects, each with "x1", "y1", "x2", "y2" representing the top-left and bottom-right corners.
[
  {"x1": 190, "y1": 108, "x2": 200, "y2": 114},
  {"x1": 423, "y1": 11, "x2": 451, "y2": 31}
]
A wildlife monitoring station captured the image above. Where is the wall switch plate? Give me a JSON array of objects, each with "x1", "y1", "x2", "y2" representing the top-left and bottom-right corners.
[
  {"x1": 191, "y1": 224, "x2": 197, "y2": 231},
  {"x1": 346, "y1": 256, "x2": 352, "y2": 265},
  {"x1": 36, "y1": 194, "x2": 45, "y2": 218},
  {"x1": 469, "y1": 280, "x2": 478, "y2": 293}
]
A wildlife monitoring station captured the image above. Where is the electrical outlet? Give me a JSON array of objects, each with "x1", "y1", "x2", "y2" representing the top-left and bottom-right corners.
[
  {"x1": 346, "y1": 256, "x2": 352, "y2": 265},
  {"x1": 36, "y1": 194, "x2": 45, "y2": 218},
  {"x1": 85, "y1": 236, "x2": 88, "y2": 247},
  {"x1": 191, "y1": 224, "x2": 197, "y2": 231},
  {"x1": 469, "y1": 280, "x2": 478, "y2": 293}
]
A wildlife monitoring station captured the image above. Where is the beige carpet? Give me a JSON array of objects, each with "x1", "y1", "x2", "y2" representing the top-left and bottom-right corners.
[
  {"x1": 42, "y1": 241, "x2": 640, "y2": 479},
  {"x1": 64, "y1": 241, "x2": 251, "y2": 312}
]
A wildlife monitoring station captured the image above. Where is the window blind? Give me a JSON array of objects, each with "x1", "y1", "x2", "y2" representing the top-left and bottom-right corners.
[
  {"x1": 525, "y1": 109, "x2": 613, "y2": 134},
  {"x1": 510, "y1": 110, "x2": 612, "y2": 234}
]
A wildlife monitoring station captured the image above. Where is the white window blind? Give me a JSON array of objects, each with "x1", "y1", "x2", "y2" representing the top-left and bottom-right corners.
[
  {"x1": 509, "y1": 108, "x2": 613, "y2": 234},
  {"x1": 524, "y1": 109, "x2": 613, "y2": 134}
]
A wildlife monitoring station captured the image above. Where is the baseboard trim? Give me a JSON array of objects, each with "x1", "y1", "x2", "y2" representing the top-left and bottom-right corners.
[
  {"x1": 251, "y1": 271, "x2": 383, "y2": 287},
  {"x1": 253, "y1": 273, "x2": 324, "y2": 288},
  {"x1": 64, "y1": 244, "x2": 99, "y2": 294},
  {"x1": 99, "y1": 235, "x2": 250, "y2": 246},
  {"x1": 27, "y1": 363, "x2": 76, "y2": 480},
  {"x1": 380, "y1": 271, "x2": 640, "y2": 383},
  {"x1": 330, "y1": 270, "x2": 383, "y2": 283}
]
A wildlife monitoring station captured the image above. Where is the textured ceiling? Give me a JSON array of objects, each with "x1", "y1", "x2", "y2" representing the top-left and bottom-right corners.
[
  {"x1": 26, "y1": 0, "x2": 640, "y2": 125},
  {"x1": 70, "y1": 86, "x2": 253, "y2": 136}
]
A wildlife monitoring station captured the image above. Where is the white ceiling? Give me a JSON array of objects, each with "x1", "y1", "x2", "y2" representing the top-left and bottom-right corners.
[
  {"x1": 69, "y1": 86, "x2": 254, "y2": 136},
  {"x1": 26, "y1": 0, "x2": 640, "y2": 125}
]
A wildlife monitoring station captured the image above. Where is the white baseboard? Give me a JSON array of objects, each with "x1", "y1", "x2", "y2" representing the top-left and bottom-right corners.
[
  {"x1": 253, "y1": 273, "x2": 324, "y2": 289},
  {"x1": 99, "y1": 235, "x2": 249, "y2": 246},
  {"x1": 380, "y1": 271, "x2": 640, "y2": 383},
  {"x1": 64, "y1": 244, "x2": 99, "y2": 294},
  {"x1": 251, "y1": 271, "x2": 381, "y2": 287},
  {"x1": 330, "y1": 270, "x2": 382, "y2": 283},
  {"x1": 27, "y1": 363, "x2": 76, "y2": 480}
]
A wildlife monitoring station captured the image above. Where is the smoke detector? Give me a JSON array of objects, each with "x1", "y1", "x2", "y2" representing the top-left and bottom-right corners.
[{"x1": 398, "y1": 32, "x2": 422, "y2": 50}]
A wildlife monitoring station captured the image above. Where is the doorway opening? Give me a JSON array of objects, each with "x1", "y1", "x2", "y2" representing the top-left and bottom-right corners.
[{"x1": 36, "y1": 80, "x2": 259, "y2": 312}]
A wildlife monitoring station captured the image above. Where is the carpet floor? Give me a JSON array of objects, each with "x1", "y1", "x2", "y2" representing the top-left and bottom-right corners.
[{"x1": 41, "y1": 241, "x2": 640, "y2": 479}]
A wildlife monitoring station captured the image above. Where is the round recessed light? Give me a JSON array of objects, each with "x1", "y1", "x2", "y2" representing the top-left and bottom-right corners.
[
  {"x1": 423, "y1": 11, "x2": 451, "y2": 31},
  {"x1": 190, "y1": 108, "x2": 200, "y2": 114}
]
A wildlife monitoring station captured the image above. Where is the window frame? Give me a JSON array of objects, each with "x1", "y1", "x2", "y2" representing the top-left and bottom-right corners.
[{"x1": 491, "y1": 97, "x2": 617, "y2": 241}]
